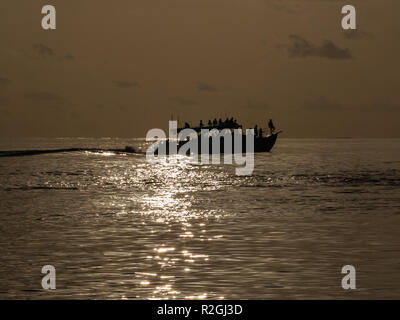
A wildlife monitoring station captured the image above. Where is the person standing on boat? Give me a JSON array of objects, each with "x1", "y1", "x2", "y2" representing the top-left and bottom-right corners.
[{"x1": 268, "y1": 119, "x2": 275, "y2": 135}]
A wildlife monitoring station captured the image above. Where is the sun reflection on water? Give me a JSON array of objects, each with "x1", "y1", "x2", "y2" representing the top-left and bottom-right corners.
[{"x1": 86, "y1": 153, "x2": 229, "y2": 299}]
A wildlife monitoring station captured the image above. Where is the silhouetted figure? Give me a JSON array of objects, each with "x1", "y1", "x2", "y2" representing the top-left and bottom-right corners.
[
  {"x1": 218, "y1": 118, "x2": 222, "y2": 127},
  {"x1": 185, "y1": 122, "x2": 190, "y2": 128},
  {"x1": 208, "y1": 120, "x2": 212, "y2": 127},
  {"x1": 254, "y1": 125, "x2": 258, "y2": 137},
  {"x1": 213, "y1": 118, "x2": 217, "y2": 127},
  {"x1": 259, "y1": 128, "x2": 263, "y2": 137},
  {"x1": 200, "y1": 120, "x2": 203, "y2": 128},
  {"x1": 268, "y1": 119, "x2": 275, "y2": 134}
]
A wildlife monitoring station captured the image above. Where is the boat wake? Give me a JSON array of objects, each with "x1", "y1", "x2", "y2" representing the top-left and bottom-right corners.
[{"x1": 0, "y1": 146, "x2": 143, "y2": 158}]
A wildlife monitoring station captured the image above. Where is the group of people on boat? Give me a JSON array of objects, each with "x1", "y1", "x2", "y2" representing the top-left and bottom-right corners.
[
  {"x1": 252, "y1": 119, "x2": 275, "y2": 137},
  {"x1": 180, "y1": 118, "x2": 276, "y2": 137},
  {"x1": 183, "y1": 117, "x2": 241, "y2": 131}
]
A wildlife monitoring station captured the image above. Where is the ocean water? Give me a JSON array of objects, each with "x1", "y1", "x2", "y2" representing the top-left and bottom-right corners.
[{"x1": 0, "y1": 138, "x2": 399, "y2": 299}]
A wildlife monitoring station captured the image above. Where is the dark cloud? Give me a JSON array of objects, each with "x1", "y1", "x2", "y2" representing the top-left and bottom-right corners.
[
  {"x1": 63, "y1": 54, "x2": 75, "y2": 61},
  {"x1": 286, "y1": 35, "x2": 353, "y2": 60},
  {"x1": 32, "y1": 44, "x2": 75, "y2": 63},
  {"x1": 170, "y1": 96, "x2": 198, "y2": 107},
  {"x1": 0, "y1": 77, "x2": 11, "y2": 87},
  {"x1": 196, "y1": 82, "x2": 218, "y2": 92},
  {"x1": 301, "y1": 96, "x2": 344, "y2": 111},
  {"x1": 113, "y1": 80, "x2": 141, "y2": 89},
  {"x1": 343, "y1": 30, "x2": 374, "y2": 40},
  {"x1": 32, "y1": 43, "x2": 54, "y2": 57}
]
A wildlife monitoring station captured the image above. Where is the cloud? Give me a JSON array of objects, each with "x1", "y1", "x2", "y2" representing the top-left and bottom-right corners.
[
  {"x1": 286, "y1": 35, "x2": 353, "y2": 60},
  {"x1": 170, "y1": 96, "x2": 198, "y2": 107},
  {"x1": 113, "y1": 80, "x2": 141, "y2": 89},
  {"x1": 301, "y1": 96, "x2": 344, "y2": 111},
  {"x1": 196, "y1": 82, "x2": 218, "y2": 92},
  {"x1": 0, "y1": 77, "x2": 11, "y2": 87},
  {"x1": 63, "y1": 54, "x2": 75, "y2": 61},
  {"x1": 32, "y1": 43, "x2": 54, "y2": 57},
  {"x1": 31, "y1": 44, "x2": 75, "y2": 63}
]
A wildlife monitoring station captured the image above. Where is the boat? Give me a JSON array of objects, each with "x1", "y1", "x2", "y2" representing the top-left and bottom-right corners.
[{"x1": 155, "y1": 118, "x2": 281, "y2": 155}]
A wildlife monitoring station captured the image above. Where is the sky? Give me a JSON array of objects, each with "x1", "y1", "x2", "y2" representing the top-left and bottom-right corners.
[{"x1": 0, "y1": 0, "x2": 399, "y2": 138}]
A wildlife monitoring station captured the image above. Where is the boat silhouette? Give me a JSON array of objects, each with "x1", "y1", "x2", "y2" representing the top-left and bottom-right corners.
[{"x1": 155, "y1": 118, "x2": 281, "y2": 155}]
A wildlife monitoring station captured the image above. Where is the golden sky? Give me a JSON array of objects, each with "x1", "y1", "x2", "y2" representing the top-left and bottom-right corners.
[{"x1": 0, "y1": 0, "x2": 399, "y2": 137}]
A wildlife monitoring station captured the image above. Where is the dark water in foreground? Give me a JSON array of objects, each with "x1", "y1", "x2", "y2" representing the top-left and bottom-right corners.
[{"x1": 0, "y1": 138, "x2": 399, "y2": 299}]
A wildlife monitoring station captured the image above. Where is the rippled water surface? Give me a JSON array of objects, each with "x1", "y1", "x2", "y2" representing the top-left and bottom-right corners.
[{"x1": 0, "y1": 138, "x2": 399, "y2": 299}]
